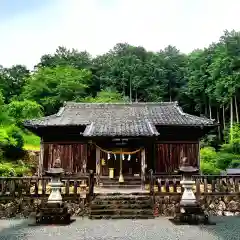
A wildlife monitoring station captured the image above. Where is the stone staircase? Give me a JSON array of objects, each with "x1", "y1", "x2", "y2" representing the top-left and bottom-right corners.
[{"x1": 89, "y1": 193, "x2": 154, "y2": 219}]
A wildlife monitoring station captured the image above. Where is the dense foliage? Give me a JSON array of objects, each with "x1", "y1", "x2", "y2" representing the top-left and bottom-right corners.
[{"x1": 0, "y1": 29, "x2": 240, "y2": 175}]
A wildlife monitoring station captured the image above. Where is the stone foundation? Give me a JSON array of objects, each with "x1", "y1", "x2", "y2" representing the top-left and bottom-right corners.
[
  {"x1": 0, "y1": 198, "x2": 88, "y2": 219},
  {"x1": 154, "y1": 195, "x2": 240, "y2": 217},
  {"x1": 1, "y1": 195, "x2": 239, "y2": 219}
]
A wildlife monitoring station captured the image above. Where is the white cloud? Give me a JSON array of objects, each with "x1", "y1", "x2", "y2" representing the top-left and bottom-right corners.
[{"x1": 0, "y1": 0, "x2": 240, "y2": 69}]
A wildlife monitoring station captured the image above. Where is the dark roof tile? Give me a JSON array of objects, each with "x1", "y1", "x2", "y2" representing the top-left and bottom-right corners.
[{"x1": 24, "y1": 102, "x2": 215, "y2": 137}]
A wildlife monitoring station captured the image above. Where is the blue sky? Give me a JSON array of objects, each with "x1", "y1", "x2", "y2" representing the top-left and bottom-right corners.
[
  {"x1": 0, "y1": 0, "x2": 240, "y2": 69},
  {"x1": 0, "y1": 0, "x2": 50, "y2": 21}
]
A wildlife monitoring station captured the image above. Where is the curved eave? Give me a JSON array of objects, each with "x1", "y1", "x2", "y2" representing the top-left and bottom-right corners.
[{"x1": 155, "y1": 123, "x2": 217, "y2": 128}]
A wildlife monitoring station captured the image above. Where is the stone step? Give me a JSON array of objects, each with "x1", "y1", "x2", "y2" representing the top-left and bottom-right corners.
[
  {"x1": 100, "y1": 176, "x2": 141, "y2": 181},
  {"x1": 89, "y1": 215, "x2": 155, "y2": 219},
  {"x1": 90, "y1": 209, "x2": 153, "y2": 215},
  {"x1": 94, "y1": 193, "x2": 150, "y2": 198},
  {"x1": 89, "y1": 192, "x2": 154, "y2": 220},
  {"x1": 90, "y1": 203, "x2": 153, "y2": 209},
  {"x1": 100, "y1": 179, "x2": 142, "y2": 184},
  {"x1": 92, "y1": 200, "x2": 153, "y2": 205},
  {"x1": 96, "y1": 192, "x2": 149, "y2": 195},
  {"x1": 100, "y1": 184, "x2": 142, "y2": 189}
]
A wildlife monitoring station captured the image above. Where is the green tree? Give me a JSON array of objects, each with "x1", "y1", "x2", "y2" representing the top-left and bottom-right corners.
[
  {"x1": 0, "y1": 65, "x2": 29, "y2": 103},
  {"x1": 36, "y1": 46, "x2": 91, "y2": 70},
  {"x1": 80, "y1": 88, "x2": 128, "y2": 103},
  {"x1": 6, "y1": 100, "x2": 43, "y2": 126},
  {"x1": 21, "y1": 66, "x2": 91, "y2": 115}
]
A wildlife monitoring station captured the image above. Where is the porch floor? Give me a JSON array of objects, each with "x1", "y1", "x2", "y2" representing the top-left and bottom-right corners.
[{"x1": 94, "y1": 186, "x2": 149, "y2": 194}]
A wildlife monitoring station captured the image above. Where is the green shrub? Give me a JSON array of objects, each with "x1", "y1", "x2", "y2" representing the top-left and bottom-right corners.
[
  {"x1": 0, "y1": 162, "x2": 31, "y2": 177},
  {"x1": 1, "y1": 125, "x2": 25, "y2": 160},
  {"x1": 215, "y1": 152, "x2": 238, "y2": 170},
  {"x1": 200, "y1": 147, "x2": 220, "y2": 174},
  {"x1": 0, "y1": 162, "x2": 16, "y2": 176},
  {"x1": 200, "y1": 161, "x2": 221, "y2": 175},
  {"x1": 229, "y1": 159, "x2": 240, "y2": 168},
  {"x1": 200, "y1": 147, "x2": 217, "y2": 163}
]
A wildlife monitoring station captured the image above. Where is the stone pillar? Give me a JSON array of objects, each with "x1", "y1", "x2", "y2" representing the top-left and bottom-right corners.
[
  {"x1": 180, "y1": 173, "x2": 197, "y2": 207},
  {"x1": 48, "y1": 174, "x2": 63, "y2": 204}
]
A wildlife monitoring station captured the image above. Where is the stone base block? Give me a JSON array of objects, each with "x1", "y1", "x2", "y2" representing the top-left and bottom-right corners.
[
  {"x1": 35, "y1": 203, "x2": 72, "y2": 225},
  {"x1": 170, "y1": 205, "x2": 214, "y2": 225}
]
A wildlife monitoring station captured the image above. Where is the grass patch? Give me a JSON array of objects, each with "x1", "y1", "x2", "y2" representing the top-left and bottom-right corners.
[
  {"x1": 23, "y1": 144, "x2": 40, "y2": 151},
  {"x1": 22, "y1": 131, "x2": 40, "y2": 151}
]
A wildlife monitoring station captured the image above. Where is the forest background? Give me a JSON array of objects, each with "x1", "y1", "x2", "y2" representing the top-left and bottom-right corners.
[{"x1": 0, "y1": 30, "x2": 239, "y2": 176}]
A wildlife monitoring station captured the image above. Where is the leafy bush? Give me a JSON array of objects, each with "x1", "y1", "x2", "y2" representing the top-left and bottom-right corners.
[
  {"x1": 200, "y1": 147, "x2": 221, "y2": 174},
  {"x1": 200, "y1": 147, "x2": 217, "y2": 163},
  {"x1": 0, "y1": 162, "x2": 31, "y2": 176},
  {"x1": 215, "y1": 152, "x2": 238, "y2": 170},
  {"x1": 200, "y1": 161, "x2": 221, "y2": 175},
  {"x1": 0, "y1": 162, "x2": 16, "y2": 176},
  {"x1": 0, "y1": 125, "x2": 25, "y2": 160}
]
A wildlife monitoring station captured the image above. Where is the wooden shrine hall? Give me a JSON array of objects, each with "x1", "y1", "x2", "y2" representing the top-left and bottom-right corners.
[{"x1": 24, "y1": 102, "x2": 216, "y2": 181}]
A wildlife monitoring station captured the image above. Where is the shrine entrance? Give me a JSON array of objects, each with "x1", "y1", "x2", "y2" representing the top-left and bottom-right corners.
[
  {"x1": 95, "y1": 145, "x2": 145, "y2": 183},
  {"x1": 100, "y1": 151, "x2": 141, "y2": 177}
]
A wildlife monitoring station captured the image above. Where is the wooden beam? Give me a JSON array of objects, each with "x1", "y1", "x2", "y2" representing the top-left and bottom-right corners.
[
  {"x1": 38, "y1": 137, "x2": 44, "y2": 177},
  {"x1": 156, "y1": 141, "x2": 199, "y2": 144}
]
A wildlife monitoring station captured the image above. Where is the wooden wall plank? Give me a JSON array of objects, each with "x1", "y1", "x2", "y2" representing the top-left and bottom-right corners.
[
  {"x1": 155, "y1": 142, "x2": 199, "y2": 173},
  {"x1": 43, "y1": 143, "x2": 88, "y2": 174}
]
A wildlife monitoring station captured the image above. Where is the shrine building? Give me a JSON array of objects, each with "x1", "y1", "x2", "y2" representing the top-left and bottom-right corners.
[{"x1": 24, "y1": 102, "x2": 216, "y2": 182}]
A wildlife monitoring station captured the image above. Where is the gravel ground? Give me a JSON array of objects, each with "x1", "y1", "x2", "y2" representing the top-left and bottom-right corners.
[{"x1": 0, "y1": 216, "x2": 239, "y2": 240}]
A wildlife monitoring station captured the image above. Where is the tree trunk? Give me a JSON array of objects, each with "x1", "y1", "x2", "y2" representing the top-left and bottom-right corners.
[
  {"x1": 135, "y1": 90, "x2": 138, "y2": 102},
  {"x1": 204, "y1": 95, "x2": 208, "y2": 116},
  {"x1": 129, "y1": 76, "x2": 132, "y2": 103},
  {"x1": 169, "y1": 81, "x2": 172, "y2": 102},
  {"x1": 234, "y1": 95, "x2": 239, "y2": 123},
  {"x1": 223, "y1": 104, "x2": 226, "y2": 130},
  {"x1": 205, "y1": 105, "x2": 208, "y2": 116},
  {"x1": 208, "y1": 102, "x2": 212, "y2": 119},
  {"x1": 217, "y1": 108, "x2": 221, "y2": 141},
  {"x1": 230, "y1": 97, "x2": 234, "y2": 144}
]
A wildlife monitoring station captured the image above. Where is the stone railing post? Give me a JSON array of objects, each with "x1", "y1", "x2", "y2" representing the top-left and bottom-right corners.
[
  {"x1": 47, "y1": 173, "x2": 63, "y2": 205},
  {"x1": 170, "y1": 158, "x2": 210, "y2": 224},
  {"x1": 180, "y1": 169, "x2": 197, "y2": 207}
]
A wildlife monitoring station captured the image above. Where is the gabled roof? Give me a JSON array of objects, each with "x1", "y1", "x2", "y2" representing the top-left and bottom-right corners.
[{"x1": 24, "y1": 101, "x2": 216, "y2": 137}]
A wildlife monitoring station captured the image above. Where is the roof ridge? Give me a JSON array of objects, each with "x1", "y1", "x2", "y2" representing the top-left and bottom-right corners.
[{"x1": 64, "y1": 101, "x2": 178, "y2": 108}]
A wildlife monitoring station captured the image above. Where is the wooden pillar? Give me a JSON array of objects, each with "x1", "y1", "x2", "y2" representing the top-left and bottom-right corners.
[
  {"x1": 153, "y1": 141, "x2": 156, "y2": 173},
  {"x1": 197, "y1": 142, "x2": 201, "y2": 173},
  {"x1": 141, "y1": 148, "x2": 146, "y2": 189},
  {"x1": 96, "y1": 147, "x2": 101, "y2": 184},
  {"x1": 38, "y1": 137, "x2": 44, "y2": 177}
]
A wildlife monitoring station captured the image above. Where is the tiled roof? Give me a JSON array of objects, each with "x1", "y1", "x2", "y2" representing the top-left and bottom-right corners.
[
  {"x1": 226, "y1": 168, "x2": 240, "y2": 175},
  {"x1": 24, "y1": 102, "x2": 216, "y2": 137}
]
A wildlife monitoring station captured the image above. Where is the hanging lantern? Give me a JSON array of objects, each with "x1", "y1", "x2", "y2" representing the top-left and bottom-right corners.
[
  {"x1": 108, "y1": 153, "x2": 110, "y2": 160},
  {"x1": 122, "y1": 154, "x2": 125, "y2": 160},
  {"x1": 128, "y1": 154, "x2": 131, "y2": 161}
]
